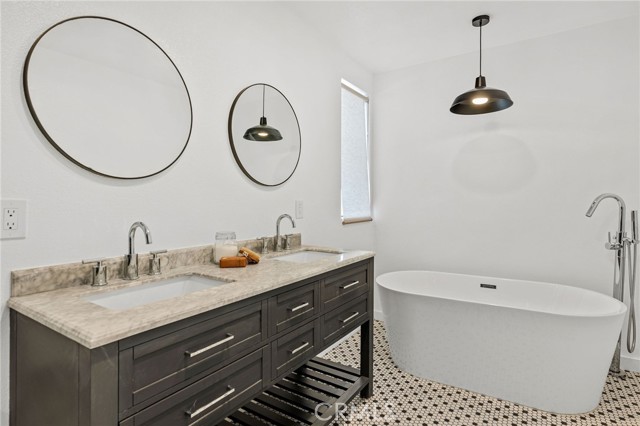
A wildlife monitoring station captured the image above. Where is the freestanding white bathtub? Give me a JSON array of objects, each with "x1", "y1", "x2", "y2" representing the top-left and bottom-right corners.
[{"x1": 377, "y1": 271, "x2": 627, "y2": 414}]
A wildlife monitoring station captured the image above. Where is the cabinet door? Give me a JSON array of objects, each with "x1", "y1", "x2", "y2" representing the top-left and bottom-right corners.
[
  {"x1": 321, "y1": 264, "x2": 369, "y2": 312},
  {"x1": 120, "y1": 302, "x2": 266, "y2": 410},
  {"x1": 321, "y1": 294, "x2": 369, "y2": 346},
  {"x1": 269, "y1": 281, "x2": 319, "y2": 335},
  {"x1": 122, "y1": 348, "x2": 266, "y2": 426},
  {"x1": 271, "y1": 319, "x2": 320, "y2": 380}
]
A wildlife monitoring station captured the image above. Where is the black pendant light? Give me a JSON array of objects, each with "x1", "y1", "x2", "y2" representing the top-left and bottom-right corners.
[
  {"x1": 450, "y1": 15, "x2": 513, "y2": 115},
  {"x1": 243, "y1": 84, "x2": 283, "y2": 141}
]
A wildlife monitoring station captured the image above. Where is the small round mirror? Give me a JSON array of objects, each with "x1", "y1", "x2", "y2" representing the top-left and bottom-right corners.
[
  {"x1": 228, "y1": 84, "x2": 301, "y2": 186},
  {"x1": 24, "y1": 16, "x2": 193, "y2": 179}
]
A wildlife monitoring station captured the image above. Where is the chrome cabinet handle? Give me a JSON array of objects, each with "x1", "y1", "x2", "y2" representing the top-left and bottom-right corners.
[
  {"x1": 288, "y1": 302, "x2": 309, "y2": 312},
  {"x1": 340, "y1": 280, "x2": 359, "y2": 290},
  {"x1": 289, "y1": 341, "x2": 309, "y2": 355},
  {"x1": 185, "y1": 334, "x2": 234, "y2": 358},
  {"x1": 186, "y1": 386, "x2": 235, "y2": 418},
  {"x1": 341, "y1": 312, "x2": 360, "y2": 324}
]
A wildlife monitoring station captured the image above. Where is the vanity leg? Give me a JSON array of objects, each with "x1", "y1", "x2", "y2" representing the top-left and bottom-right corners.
[
  {"x1": 359, "y1": 319, "x2": 374, "y2": 398},
  {"x1": 11, "y1": 312, "x2": 118, "y2": 426},
  {"x1": 10, "y1": 310, "x2": 17, "y2": 426}
]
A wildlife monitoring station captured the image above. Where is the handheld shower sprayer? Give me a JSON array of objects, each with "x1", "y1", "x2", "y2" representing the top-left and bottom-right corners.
[{"x1": 627, "y1": 210, "x2": 638, "y2": 353}]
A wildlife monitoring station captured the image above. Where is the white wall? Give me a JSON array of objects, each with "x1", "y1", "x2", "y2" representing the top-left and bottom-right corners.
[
  {"x1": 373, "y1": 17, "x2": 639, "y2": 367},
  {"x1": 3, "y1": 2, "x2": 639, "y2": 422},
  {"x1": 0, "y1": 2, "x2": 374, "y2": 423}
]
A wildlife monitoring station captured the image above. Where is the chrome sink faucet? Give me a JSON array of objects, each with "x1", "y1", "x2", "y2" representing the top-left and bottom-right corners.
[
  {"x1": 124, "y1": 221, "x2": 152, "y2": 280},
  {"x1": 275, "y1": 214, "x2": 296, "y2": 252}
]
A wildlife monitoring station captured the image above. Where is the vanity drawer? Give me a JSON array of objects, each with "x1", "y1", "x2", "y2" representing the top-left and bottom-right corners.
[
  {"x1": 269, "y1": 281, "x2": 319, "y2": 335},
  {"x1": 271, "y1": 319, "x2": 320, "y2": 380},
  {"x1": 121, "y1": 301, "x2": 266, "y2": 408},
  {"x1": 321, "y1": 264, "x2": 369, "y2": 312},
  {"x1": 121, "y1": 348, "x2": 266, "y2": 426},
  {"x1": 321, "y1": 294, "x2": 368, "y2": 345}
]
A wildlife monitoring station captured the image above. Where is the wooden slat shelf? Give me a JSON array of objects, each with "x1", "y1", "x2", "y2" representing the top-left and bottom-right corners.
[{"x1": 220, "y1": 357, "x2": 367, "y2": 426}]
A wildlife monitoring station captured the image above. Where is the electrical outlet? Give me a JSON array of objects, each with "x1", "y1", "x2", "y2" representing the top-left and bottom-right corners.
[
  {"x1": 4, "y1": 208, "x2": 18, "y2": 230},
  {"x1": 295, "y1": 200, "x2": 304, "y2": 219},
  {"x1": 1, "y1": 200, "x2": 27, "y2": 239}
]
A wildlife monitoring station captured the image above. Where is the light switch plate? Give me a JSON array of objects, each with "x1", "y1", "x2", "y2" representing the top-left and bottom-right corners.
[{"x1": 2, "y1": 200, "x2": 27, "y2": 239}]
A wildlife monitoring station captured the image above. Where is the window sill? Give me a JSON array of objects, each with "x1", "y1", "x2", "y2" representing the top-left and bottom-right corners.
[{"x1": 342, "y1": 217, "x2": 373, "y2": 225}]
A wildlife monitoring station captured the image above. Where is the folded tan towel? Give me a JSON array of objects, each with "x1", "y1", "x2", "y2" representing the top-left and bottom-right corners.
[
  {"x1": 239, "y1": 247, "x2": 261, "y2": 264},
  {"x1": 219, "y1": 256, "x2": 248, "y2": 268}
]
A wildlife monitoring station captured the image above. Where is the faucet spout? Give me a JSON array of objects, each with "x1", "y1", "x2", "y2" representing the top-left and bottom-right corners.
[
  {"x1": 586, "y1": 193, "x2": 626, "y2": 234},
  {"x1": 275, "y1": 214, "x2": 296, "y2": 252},
  {"x1": 128, "y1": 221, "x2": 152, "y2": 255},
  {"x1": 125, "y1": 221, "x2": 152, "y2": 280}
]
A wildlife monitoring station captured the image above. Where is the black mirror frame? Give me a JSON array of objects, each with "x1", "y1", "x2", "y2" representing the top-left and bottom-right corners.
[
  {"x1": 228, "y1": 83, "x2": 301, "y2": 187},
  {"x1": 23, "y1": 16, "x2": 194, "y2": 180}
]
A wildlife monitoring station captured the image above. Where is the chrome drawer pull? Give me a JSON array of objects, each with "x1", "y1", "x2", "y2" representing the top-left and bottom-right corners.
[
  {"x1": 185, "y1": 333, "x2": 235, "y2": 358},
  {"x1": 340, "y1": 280, "x2": 359, "y2": 290},
  {"x1": 341, "y1": 312, "x2": 360, "y2": 324},
  {"x1": 186, "y1": 386, "x2": 235, "y2": 418},
  {"x1": 288, "y1": 302, "x2": 310, "y2": 312},
  {"x1": 289, "y1": 341, "x2": 309, "y2": 355}
]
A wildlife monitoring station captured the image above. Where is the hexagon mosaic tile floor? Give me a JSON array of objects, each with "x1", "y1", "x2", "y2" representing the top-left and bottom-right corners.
[{"x1": 322, "y1": 321, "x2": 640, "y2": 426}]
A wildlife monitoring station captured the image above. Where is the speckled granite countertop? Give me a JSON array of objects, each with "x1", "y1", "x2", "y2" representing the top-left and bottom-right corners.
[{"x1": 8, "y1": 246, "x2": 374, "y2": 349}]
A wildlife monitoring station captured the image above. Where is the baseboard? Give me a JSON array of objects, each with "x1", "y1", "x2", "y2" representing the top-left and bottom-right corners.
[
  {"x1": 621, "y1": 355, "x2": 640, "y2": 372},
  {"x1": 374, "y1": 309, "x2": 384, "y2": 321}
]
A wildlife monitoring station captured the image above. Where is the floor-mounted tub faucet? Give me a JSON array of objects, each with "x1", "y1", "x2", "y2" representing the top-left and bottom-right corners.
[
  {"x1": 586, "y1": 193, "x2": 626, "y2": 303},
  {"x1": 124, "y1": 221, "x2": 152, "y2": 280},
  {"x1": 275, "y1": 214, "x2": 296, "y2": 252},
  {"x1": 586, "y1": 193, "x2": 637, "y2": 375},
  {"x1": 586, "y1": 193, "x2": 626, "y2": 243}
]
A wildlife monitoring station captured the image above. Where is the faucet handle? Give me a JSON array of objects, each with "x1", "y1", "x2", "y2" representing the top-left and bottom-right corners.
[
  {"x1": 82, "y1": 258, "x2": 108, "y2": 286},
  {"x1": 284, "y1": 234, "x2": 294, "y2": 251},
  {"x1": 258, "y1": 236, "x2": 270, "y2": 255},
  {"x1": 149, "y1": 250, "x2": 167, "y2": 275},
  {"x1": 605, "y1": 232, "x2": 624, "y2": 250}
]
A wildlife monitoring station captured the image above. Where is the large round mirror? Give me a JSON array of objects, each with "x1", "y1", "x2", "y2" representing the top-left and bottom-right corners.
[
  {"x1": 24, "y1": 16, "x2": 193, "y2": 179},
  {"x1": 228, "y1": 84, "x2": 301, "y2": 186}
]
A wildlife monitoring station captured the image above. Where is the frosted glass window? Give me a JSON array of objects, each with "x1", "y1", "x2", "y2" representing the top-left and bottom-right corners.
[{"x1": 341, "y1": 80, "x2": 372, "y2": 224}]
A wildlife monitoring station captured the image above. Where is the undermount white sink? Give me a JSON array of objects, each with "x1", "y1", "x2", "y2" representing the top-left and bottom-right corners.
[
  {"x1": 84, "y1": 275, "x2": 228, "y2": 310},
  {"x1": 272, "y1": 250, "x2": 345, "y2": 263}
]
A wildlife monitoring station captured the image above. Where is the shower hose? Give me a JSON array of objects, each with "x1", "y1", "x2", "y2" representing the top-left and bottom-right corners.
[{"x1": 627, "y1": 240, "x2": 637, "y2": 353}]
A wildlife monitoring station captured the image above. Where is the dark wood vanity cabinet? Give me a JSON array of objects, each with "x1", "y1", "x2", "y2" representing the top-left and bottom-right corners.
[{"x1": 10, "y1": 258, "x2": 374, "y2": 426}]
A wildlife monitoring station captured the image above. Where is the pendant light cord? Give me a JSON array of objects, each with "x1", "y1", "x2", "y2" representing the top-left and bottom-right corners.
[
  {"x1": 479, "y1": 23, "x2": 482, "y2": 77},
  {"x1": 262, "y1": 85, "x2": 266, "y2": 117}
]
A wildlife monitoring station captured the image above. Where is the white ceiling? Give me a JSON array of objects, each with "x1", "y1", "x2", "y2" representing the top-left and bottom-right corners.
[{"x1": 285, "y1": 1, "x2": 639, "y2": 74}]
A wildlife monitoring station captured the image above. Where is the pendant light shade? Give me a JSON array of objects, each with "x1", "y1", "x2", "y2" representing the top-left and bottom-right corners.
[
  {"x1": 244, "y1": 85, "x2": 283, "y2": 141},
  {"x1": 243, "y1": 116, "x2": 283, "y2": 141},
  {"x1": 450, "y1": 15, "x2": 513, "y2": 115}
]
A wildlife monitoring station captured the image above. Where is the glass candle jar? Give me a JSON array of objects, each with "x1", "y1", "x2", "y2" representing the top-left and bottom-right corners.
[{"x1": 214, "y1": 231, "x2": 238, "y2": 264}]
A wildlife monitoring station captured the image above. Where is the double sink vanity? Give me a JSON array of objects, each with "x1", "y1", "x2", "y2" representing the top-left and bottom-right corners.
[
  {"x1": 14, "y1": 13, "x2": 371, "y2": 426},
  {"x1": 9, "y1": 241, "x2": 374, "y2": 426}
]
